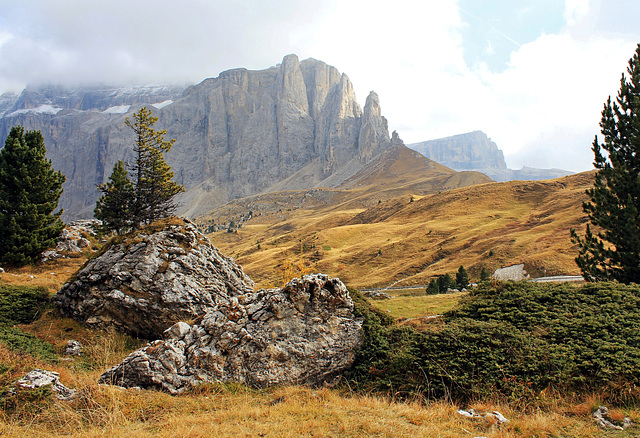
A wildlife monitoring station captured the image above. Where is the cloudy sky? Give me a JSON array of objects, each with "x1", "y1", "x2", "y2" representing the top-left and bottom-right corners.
[{"x1": 0, "y1": 0, "x2": 638, "y2": 172}]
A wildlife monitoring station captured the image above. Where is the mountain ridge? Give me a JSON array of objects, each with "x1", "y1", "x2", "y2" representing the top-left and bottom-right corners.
[{"x1": 0, "y1": 55, "x2": 392, "y2": 220}]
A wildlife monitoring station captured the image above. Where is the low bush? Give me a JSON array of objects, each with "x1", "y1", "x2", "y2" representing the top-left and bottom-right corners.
[
  {"x1": 0, "y1": 285, "x2": 56, "y2": 362},
  {"x1": 347, "y1": 281, "x2": 640, "y2": 403},
  {"x1": 0, "y1": 285, "x2": 50, "y2": 325}
]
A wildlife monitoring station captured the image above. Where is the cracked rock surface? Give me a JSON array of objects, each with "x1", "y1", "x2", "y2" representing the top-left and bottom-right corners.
[
  {"x1": 99, "y1": 274, "x2": 363, "y2": 394},
  {"x1": 54, "y1": 219, "x2": 255, "y2": 339}
]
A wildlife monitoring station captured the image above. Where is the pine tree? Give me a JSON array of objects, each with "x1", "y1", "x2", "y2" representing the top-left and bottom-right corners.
[
  {"x1": 456, "y1": 265, "x2": 469, "y2": 289},
  {"x1": 94, "y1": 160, "x2": 134, "y2": 234},
  {"x1": 426, "y1": 279, "x2": 439, "y2": 295},
  {"x1": 571, "y1": 44, "x2": 640, "y2": 283},
  {"x1": 480, "y1": 267, "x2": 491, "y2": 282},
  {"x1": 437, "y1": 274, "x2": 453, "y2": 293},
  {"x1": 0, "y1": 126, "x2": 65, "y2": 266},
  {"x1": 125, "y1": 107, "x2": 183, "y2": 226}
]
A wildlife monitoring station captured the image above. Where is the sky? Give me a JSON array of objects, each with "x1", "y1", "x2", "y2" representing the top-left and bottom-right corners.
[{"x1": 0, "y1": 0, "x2": 638, "y2": 172}]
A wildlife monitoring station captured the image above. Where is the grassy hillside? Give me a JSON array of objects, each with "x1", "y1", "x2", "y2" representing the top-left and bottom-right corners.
[
  {"x1": 206, "y1": 171, "x2": 593, "y2": 288},
  {"x1": 0, "y1": 257, "x2": 634, "y2": 437}
]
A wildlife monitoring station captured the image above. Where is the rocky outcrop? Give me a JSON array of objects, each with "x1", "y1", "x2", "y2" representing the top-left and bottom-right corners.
[
  {"x1": 53, "y1": 219, "x2": 254, "y2": 339},
  {"x1": 41, "y1": 220, "x2": 99, "y2": 262},
  {"x1": 15, "y1": 369, "x2": 75, "y2": 400},
  {"x1": 408, "y1": 131, "x2": 573, "y2": 182},
  {"x1": 99, "y1": 274, "x2": 363, "y2": 394},
  {"x1": 492, "y1": 264, "x2": 529, "y2": 281},
  {"x1": 0, "y1": 55, "x2": 392, "y2": 220},
  {"x1": 409, "y1": 131, "x2": 507, "y2": 171}
]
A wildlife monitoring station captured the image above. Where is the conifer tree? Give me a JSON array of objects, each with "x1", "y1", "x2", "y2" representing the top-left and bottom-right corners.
[
  {"x1": 125, "y1": 107, "x2": 183, "y2": 226},
  {"x1": 480, "y1": 267, "x2": 491, "y2": 282},
  {"x1": 0, "y1": 126, "x2": 65, "y2": 266},
  {"x1": 456, "y1": 265, "x2": 469, "y2": 289},
  {"x1": 571, "y1": 44, "x2": 640, "y2": 283},
  {"x1": 94, "y1": 160, "x2": 134, "y2": 234}
]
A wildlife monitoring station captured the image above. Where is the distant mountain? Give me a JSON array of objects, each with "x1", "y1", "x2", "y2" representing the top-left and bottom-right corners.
[
  {"x1": 408, "y1": 131, "x2": 573, "y2": 182},
  {"x1": 0, "y1": 55, "x2": 392, "y2": 220}
]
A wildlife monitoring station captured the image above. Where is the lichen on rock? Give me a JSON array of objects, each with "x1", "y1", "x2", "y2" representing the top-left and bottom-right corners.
[
  {"x1": 99, "y1": 273, "x2": 363, "y2": 394},
  {"x1": 53, "y1": 218, "x2": 255, "y2": 339}
]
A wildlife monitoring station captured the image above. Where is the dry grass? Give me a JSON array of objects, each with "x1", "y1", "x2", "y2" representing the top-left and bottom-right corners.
[
  {"x1": 373, "y1": 291, "x2": 466, "y2": 319},
  {"x1": 208, "y1": 172, "x2": 594, "y2": 288},
  {"x1": 0, "y1": 257, "x2": 86, "y2": 294},
  {"x1": 0, "y1": 226, "x2": 637, "y2": 437},
  {"x1": 0, "y1": 382, "x2": 627, "y2": 438}
]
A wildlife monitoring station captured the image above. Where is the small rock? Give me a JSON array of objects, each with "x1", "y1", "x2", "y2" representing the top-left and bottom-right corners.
[
  {"x1": 64, "y1": 340, "x2": 83, "y2": 356},
  {"x1": 16, "y1": 369, "x2": 75, "y2": 400},
  {"x1": 593, "y1": 406, "x2": 624, "y2": 430},
  {"x1": 457, "y1": 408, "x2": 508, "y2": 425},
  {"x1": 364, "y1": 291, "x2": 390, "y2": 300},
  {"x1": 492, "y1": 264, "x2": 529, "y2": 281}
]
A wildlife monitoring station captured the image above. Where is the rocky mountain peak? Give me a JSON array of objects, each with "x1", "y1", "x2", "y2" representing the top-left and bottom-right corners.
[{"x1": 0, "y1": 55, "x2": 394, "y2": 220}]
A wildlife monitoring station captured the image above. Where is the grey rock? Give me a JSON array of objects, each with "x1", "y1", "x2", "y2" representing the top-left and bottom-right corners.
[
  {"x1": 492, "y1": 264, "x2": 529, "y2": 281},
  {"x1": 99, "y1": 274, "x2": 363, "y2": 394},
  {"x1": 0, "y1": 55, "x2": 392, "y2": 221},
  {"x1": 41, "y1": 220, "x2": 100, "y2": 262},
  {"x1": 53, "y1": 219, "x2": 255, "y2": 339},
  {"x1": 409, "y1": 131, "x2": 507, "y2": 171},
  {"x1": 64, "y1": 340, "x2": 83, "y2": 356},
  {"x1": 593, "y1": 406, "x2": 624, "y2": 430},
  {"x1": 364, "y1": 291, "x2": 391, "y2": 300},
  {"x1": 408, "y1": 131, "x2": 573, "y2": 182},
  {"x1": 15, "y1": 369, "x2": 75, "y2": 400}
]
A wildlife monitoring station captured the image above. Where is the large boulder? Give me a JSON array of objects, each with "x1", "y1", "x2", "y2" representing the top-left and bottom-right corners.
[
  {"x1": 54, "y1": 219, "x2": 255, "y2": 339},
  {"x1": 99, "y1": 274, "x2": 363, "y2": 394}
]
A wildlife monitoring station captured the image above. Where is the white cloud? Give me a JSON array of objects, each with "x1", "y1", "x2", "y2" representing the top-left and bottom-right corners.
[
  {"x1": 564, "y1": 0, "x2": 591, "y2": 26},
  {"x1": 0, "y1": 0, "x2": 637, "y2": 172}
]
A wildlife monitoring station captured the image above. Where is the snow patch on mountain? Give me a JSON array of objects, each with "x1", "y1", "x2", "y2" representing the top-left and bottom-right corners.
[
  {"x1": 151, "y1": 100, "x2": 173, "y2": 109},
  {"x1": 103, "y1": 105, "x2": 131, "y2": 114},
  {"x1": 8, "y1": 104, "x2": 62, "y2": 116}
]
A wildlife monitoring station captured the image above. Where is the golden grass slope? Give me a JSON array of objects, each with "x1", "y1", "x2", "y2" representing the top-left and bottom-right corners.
[{"x1": 206, "y1": 171, "x2": 593, "y2": 288}]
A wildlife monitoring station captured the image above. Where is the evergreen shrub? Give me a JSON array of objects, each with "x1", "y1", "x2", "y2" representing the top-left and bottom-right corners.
[{"x1": 347, "y1": 281, "x2": 640, "y2": 402}]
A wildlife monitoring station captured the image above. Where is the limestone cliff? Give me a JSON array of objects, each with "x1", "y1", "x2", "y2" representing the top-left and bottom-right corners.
[
  {"x1": 0, "y1": 55, "x2": 392, "y2": 220},
  {"x1": 408, "y1": 131, "x2": 507, "y2": 171}
]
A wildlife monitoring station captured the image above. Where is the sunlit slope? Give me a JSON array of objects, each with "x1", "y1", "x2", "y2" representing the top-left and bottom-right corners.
[{"x1": 205, "y1": 147, "x2": 591, "y2": 288}]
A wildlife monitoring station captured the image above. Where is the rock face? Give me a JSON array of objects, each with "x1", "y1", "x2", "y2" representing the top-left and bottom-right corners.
[
  {"x1": 0, "y1": 55, "x2": 392, "y2": 220},
  {"x1": 408, "y1": 131, "x2": 573, "y2": 182},
  {"x1": 409, "y1": 131, "x2": 507, "y2": 171},
  {"x1": 99, "y1": 274, "x2": 363, "y2": 394},
  {"x1": 492, "y1": 264, "x2": 529, "y2": 281},
  {"x1": 53, "y1": 219, "x2": 255, "y2": 339}
]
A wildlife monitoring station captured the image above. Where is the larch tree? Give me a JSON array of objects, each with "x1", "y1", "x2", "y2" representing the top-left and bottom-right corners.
[
  {"x1": 571, "y1": 44, "x2": 640, "y2": 283},
  {"x1": 0, "y1": 126, "x2": 66, "y2": 266},
  {"x1": 95, "y1": 107, "x2": 183, "y2": 233},
  {"x1": 126, "y1": 107, "x2": 183, "y2": 226}
]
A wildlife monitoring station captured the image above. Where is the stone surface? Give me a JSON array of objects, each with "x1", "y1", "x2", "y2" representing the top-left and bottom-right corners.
[
  {"x1": 15, "y1": 369, "x2": 75, "y2": 400},
  {"x1": 41, "y1": 220, "x2": 99, "y2": 262},
  {"x1": 592, "y1": 406, "x2": 632, "y2": 430},
  {"x1": 64, "y1": 340, "x2": 83, "y2": 356},
  {"x1": 492, "y1": 264, "x2": 529, "y2": 281},
  {"x1": 99, "y1": 274, "x2": 363, "y2": 394},
  {"x1": 53, "y1": 219, "x2": 255, "y2": 339},
  {"x1": 0, "y1": 55, "x2": 393, "y2": 220},
  {"x1": 409, "y1": 131, "x2": 507, "y2": 171},
  {"x1": 408, "y1": 131, "x2": 573, "y2": 182}
]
